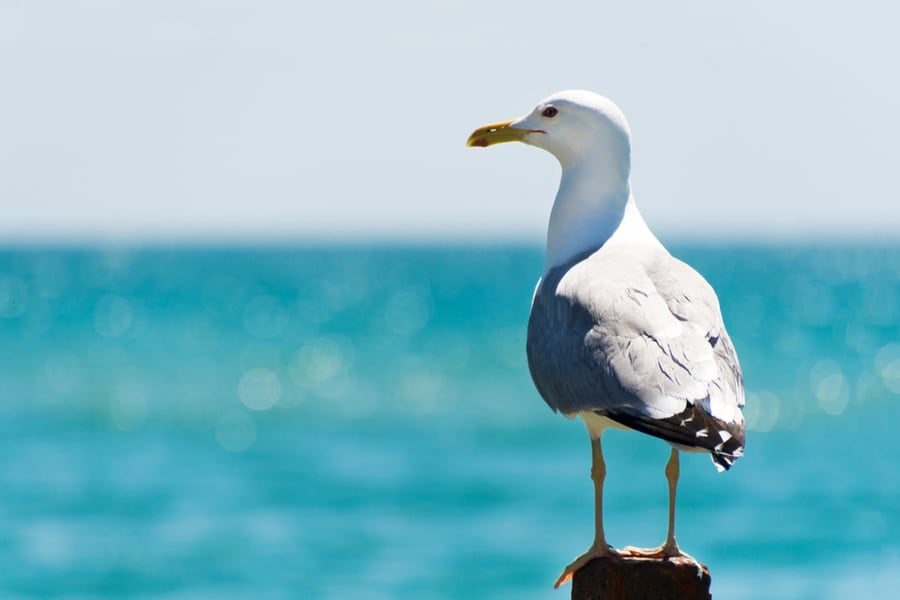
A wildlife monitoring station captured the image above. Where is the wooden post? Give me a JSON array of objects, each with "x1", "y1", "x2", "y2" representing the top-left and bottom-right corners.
[{"x1": 571, "y1": 555, "x2": 712, "y2": 600}]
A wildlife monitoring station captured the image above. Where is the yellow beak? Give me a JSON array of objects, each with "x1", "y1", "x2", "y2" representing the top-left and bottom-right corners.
[{"x1": 466, "y1": 119, "x2": 530, "y2": 148}]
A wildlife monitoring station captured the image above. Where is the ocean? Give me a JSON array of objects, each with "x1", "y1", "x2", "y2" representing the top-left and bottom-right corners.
[{"x1": 0, "y1": 244, "x2": 897, "y2": 599}]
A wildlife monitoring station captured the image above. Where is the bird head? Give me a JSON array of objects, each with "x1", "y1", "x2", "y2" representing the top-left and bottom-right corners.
[{"x1": 466, "y1": 90, "x2": 631, "y2": 171}]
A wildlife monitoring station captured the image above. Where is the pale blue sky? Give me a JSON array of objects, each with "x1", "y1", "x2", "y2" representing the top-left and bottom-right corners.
[{"x1": 2, "y1": 1, "x2": 899, "y2": 243}]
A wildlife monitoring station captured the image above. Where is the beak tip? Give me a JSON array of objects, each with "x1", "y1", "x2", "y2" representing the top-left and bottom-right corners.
[{"x1": 467, "y1": 137, "x2": 489, "y2": 148}]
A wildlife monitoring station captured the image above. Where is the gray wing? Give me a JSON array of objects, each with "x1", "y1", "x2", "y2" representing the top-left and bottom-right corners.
[{"x1": 526, "y1": 246, "x2": 745, "y2": 470}]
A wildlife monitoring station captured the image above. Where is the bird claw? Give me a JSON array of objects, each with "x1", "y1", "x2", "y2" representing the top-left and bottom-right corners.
[
  {"x1": 621, "y1": 539, "x2": 685, "y2": 559},
  {"x1": 620, "y1": 544, "x2": 704, "y2": 577},
  {"x1": 553, "y1": 544, "x2": 623, "y2": 588}
]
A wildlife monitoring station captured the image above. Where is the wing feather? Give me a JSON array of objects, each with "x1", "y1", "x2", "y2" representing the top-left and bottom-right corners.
[{"x1": 526, "y1": 246, "x2": 745, "y2": 468}]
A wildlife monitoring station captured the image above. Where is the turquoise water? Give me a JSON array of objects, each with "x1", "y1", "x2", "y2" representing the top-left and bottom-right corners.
[{"x1": 0, "y1": 245, "x2": 898, "y2": 599}]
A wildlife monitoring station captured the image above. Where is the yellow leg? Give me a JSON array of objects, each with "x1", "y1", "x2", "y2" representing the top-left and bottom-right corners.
[
  {"x1": 554, "y1": 435, "x2": 617, "y2": 588},
  {"x1": 587, "y1": 434, "x2": 609, "y2": 551},
  {"x1": 662, "y1": 447, "x2": 682, "y2": 555},
  {"x1": 624, "y1": 448, "x2": 690, "y2": 558}
]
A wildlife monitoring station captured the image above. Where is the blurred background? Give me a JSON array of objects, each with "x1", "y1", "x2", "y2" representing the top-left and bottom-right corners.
[{"x1": 1, "y1": 1, "x2": 898, "y2": 599}]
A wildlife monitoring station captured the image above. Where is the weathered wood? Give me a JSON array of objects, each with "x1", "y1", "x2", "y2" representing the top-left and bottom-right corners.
[{"x1": 571, "y1": 555, "x2": 711, "y2": 600}]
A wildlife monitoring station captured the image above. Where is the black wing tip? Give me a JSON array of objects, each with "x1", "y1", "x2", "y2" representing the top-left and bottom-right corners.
[
  {"x1": 711, "y1": 426, "x2": 745, "y2": 471},
  {"x1": 602, "y1": 407, "x2": 745, "y2": 471},
  {"x1": 711, "y1": 447, "x2": 743, "y2": 471}
]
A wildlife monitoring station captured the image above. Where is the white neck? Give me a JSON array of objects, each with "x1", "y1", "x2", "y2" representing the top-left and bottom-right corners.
[{"x1": 544, "y1": 165, "x2": 664, "y2": 271}]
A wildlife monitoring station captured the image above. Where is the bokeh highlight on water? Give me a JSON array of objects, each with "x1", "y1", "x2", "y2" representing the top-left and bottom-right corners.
[{"x1": 0, "y1": 245, "x2": 898, "y2": 599}]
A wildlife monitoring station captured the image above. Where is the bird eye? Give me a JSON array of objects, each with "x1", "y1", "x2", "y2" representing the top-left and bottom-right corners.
[{"x1": 542, "y1": 106, "x2": 558, "y2": 118}]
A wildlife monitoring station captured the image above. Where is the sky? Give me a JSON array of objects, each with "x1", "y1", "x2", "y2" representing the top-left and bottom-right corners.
[{"x1": 2, "y1": 0, "x2": 899, "y2": 244}]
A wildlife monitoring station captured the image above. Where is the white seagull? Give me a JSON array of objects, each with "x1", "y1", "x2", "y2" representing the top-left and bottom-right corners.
[{"x1": 467, "y1": 90, "x2": 745, "y2": 588}]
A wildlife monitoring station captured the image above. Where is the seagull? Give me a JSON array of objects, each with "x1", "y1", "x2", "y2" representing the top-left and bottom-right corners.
[{"x1": 467, "y1": 90, "x2": 745, "y2": 588}]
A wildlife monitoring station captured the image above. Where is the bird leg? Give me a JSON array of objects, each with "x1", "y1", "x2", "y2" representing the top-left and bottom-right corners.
[
  {"x1": 623, "y1": 447, "x2": 693, "y2": 559},
  {"x1": 554, "y1": 435, "x2": 619, "y2": 588}
]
